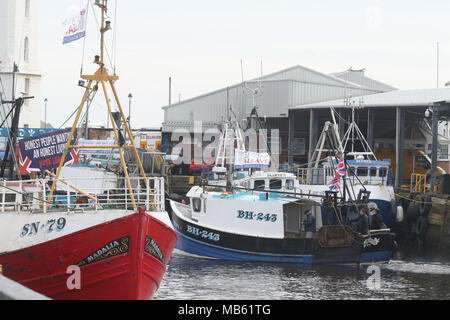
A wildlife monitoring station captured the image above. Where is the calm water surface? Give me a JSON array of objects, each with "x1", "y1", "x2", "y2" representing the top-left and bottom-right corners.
[{"x1": 154, "y1": 250, "x2": 450, "y2": 300}]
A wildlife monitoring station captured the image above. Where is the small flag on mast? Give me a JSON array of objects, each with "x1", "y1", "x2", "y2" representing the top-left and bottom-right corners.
[
  {"x1": 328, "y1": 155, "x2": 346, "y2": 190},
  {"x1": 62, "y1": 5, "x2": 88, "y2": 44}
]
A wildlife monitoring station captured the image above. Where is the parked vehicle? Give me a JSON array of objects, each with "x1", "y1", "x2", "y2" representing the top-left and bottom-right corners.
[{"x1": 189, "y1": 156, "x2": 215, "y2": 175}]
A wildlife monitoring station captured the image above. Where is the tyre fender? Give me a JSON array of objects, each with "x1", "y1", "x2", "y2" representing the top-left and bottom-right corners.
[
  {"x1": 391, "y1": 199, "x2": 397, "y2": 215},
  {"x1": 419, "y1": 195, "x2": 432, "y2": 217},
  {"x1": 416, "y1": 215, "x2": 429, "y2": 237},
  {"x1": 405, "y1": 202, "x2": 420, "y2": 223}
]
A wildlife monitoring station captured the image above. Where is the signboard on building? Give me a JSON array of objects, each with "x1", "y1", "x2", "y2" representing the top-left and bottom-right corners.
[{"x1": 135, "y1": 132, "x2": 162, "y2": 151}]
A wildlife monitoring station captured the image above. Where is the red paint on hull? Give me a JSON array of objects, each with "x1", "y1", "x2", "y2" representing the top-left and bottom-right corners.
[{"x1": 0, "y1": 208, "x2": 177, "y2": 300}]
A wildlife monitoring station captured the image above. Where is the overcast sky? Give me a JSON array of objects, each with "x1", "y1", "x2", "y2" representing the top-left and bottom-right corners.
[{"x1": 38, "y1": 0, "x2": 450, "y2": 129}]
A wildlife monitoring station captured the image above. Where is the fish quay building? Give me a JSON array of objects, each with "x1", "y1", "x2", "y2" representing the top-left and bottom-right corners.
[{"x1": 161, "y1": 65, "x2": 450, "y2": 189}]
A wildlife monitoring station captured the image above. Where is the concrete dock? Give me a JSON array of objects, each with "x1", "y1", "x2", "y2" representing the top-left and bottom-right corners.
[{"x1": 0, "y1": 275, "x2": 50, "y2": 300}]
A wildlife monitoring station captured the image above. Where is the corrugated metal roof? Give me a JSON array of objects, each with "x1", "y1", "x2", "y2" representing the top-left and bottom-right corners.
[
  {"x1": 330, "y1": 69, "x2": 398, "y2": 93},
  {"x1": 259, "y1": 65, "x2": 366, "y2": 89},
  {"x1": 162, "y1": 65, "x2": 395, "y2": 110},
  {"x1": 290, "y1": 88, "x2": 450, "y2": 110}
]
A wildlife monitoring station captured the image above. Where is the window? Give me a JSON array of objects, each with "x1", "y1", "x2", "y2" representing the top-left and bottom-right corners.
[
  {"x1": 192, "y1": 198, "x2": 202, "y2": 213},
  {"x1": 269, "y1": 179, "x2": 282, "y2": 190},
  {"x1": 285, "y1": 179, "x2": 294, "y2": 191},
  {"x1": 369, "y1": 168, "x2": 377, "y2": 177},
  {"x1": 25, "y1": 0, "x2": 30, "y2": 18},
  {"x1": 254, "y1": 180, "x2": 265, "y2": 190},
  {"x1": 24, "y1": 37, "x2": 29, "y2": 62},
  {"x1": 439, "y1": 144, "x2": 449, "y2": 160},
  {"x1": 379, "y1": 168, "x2": 387, "y2": 178},
  {"x1": 357, "y1": 167, "x2": 368, "y2": 176}
]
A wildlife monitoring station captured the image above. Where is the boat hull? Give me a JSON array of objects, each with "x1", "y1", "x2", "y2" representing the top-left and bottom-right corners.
[
  {"x1": 169, "y1": 201, "x2": 394, "y2": 265},
  {"x1": 0, "y1": 208, "x2": 177, "y2": 300}
]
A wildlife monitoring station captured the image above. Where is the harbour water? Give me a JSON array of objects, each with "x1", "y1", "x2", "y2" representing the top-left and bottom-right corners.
[{"x1": 154, "y1": 250, "x2": 450, "y2": 300}]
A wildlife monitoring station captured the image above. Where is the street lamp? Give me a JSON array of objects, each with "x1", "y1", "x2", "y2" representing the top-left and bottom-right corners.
[
  {"x1": 128, "y1": 93, "x2": 132, "y2": 129},
  {"x1": 44, "y1": 98, "x2": 48, "y2": 129}
]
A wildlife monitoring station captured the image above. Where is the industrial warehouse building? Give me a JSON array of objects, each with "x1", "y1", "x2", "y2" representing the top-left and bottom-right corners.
[{"x1": 161, "y1": 65, "x2": 450, "y2": 187}]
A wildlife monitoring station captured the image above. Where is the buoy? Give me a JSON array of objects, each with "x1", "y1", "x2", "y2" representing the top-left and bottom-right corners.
[
  {"x1": 181, "y1": 199, "x2": 186, "y2": 205},
  {"x1": 396, "y1": 206, "x2": 404, "y2": 223}
]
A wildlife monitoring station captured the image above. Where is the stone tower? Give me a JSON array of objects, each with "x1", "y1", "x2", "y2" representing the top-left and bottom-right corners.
[{"x1": 0, "y1": 0, "x2": 42, "y2": 129}]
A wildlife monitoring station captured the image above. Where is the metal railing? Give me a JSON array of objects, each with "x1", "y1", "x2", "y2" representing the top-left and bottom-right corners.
[
  {"x1": 411, "y1": 173, "x2": 427, "y2": 193},
  {"x1": 297, "y1": 167, "x2": 390, "y2": 186},
  {"x1": 0, "y1": 176, "x2": 165, "y2": 213}
]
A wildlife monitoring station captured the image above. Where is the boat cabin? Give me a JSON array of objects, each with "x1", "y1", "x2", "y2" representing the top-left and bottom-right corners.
[
  {"x1": 235, "y1": 172, "x2": 302, "y2": 194},
  {"x1": 298, "y1": 159, "x2": 393, "y2": 186}
]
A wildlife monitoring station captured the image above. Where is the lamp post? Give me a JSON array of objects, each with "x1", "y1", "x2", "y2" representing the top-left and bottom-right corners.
[
  {"x1": 44, "y1": 98, "x2": 48, "y2": 129},
  {"x1": 128, "y1": 93, "x2": 132, "y2": 134}
]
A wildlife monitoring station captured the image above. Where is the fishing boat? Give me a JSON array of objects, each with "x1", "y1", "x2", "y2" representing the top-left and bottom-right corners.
[
  {"x1": 168, "y1": 109, "x2": 396, "y2": 264},
  {"x1": 0, "y1": 1, "x2": 177, "y2": 300},
  {"x1": 213, "y1": 105, "x2": 400, "y2": 229},
  {"x1": 169, "y1": 184, "x2": 396, "y2": 264},
  {"x1": 295, "y1": 107, "x2": 400, "y2": 229}
]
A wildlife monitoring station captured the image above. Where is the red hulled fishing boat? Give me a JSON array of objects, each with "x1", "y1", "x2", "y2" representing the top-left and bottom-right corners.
[{"x1": 0, "y1": 0, "x2": 176, "y2": 300}]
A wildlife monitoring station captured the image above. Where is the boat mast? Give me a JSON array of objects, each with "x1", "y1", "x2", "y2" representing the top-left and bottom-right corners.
[{"x1": 46, "y1": 0, "x2": 149, "y2": 211}]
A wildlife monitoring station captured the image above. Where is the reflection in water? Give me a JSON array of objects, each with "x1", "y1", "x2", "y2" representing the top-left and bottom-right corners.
[{"x1": 154, "y1": 251, "x2": 450, "y2": 300}]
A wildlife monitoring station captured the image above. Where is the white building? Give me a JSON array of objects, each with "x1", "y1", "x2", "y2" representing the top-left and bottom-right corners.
[{"x1": 0, "y1": 0, "x2": 42, "y2": 129}]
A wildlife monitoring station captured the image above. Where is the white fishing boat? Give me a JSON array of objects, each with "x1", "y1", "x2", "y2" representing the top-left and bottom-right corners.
[
  {"x1": 169, "y1": 182, "x2": 396, "y2": 264},
  {"x1": 168, "y1": 105, "x2": 396, "y2": 264}
]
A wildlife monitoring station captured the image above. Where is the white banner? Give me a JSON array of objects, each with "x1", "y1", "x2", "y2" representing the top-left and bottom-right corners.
[
  {"x1": 78, "y1": 139, "x2": 119, "y2": 155},
  {"x1": 234, "y1": 150, "x2": 270, "y2": 169},
  {"x1": 62, "y1": 5, "x2": 88, "y2": 44}
]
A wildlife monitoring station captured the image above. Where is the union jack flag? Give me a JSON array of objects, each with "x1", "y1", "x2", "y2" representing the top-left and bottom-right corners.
[{"x1": 327, "y1": 155, "x2": 346, "y2": 190}]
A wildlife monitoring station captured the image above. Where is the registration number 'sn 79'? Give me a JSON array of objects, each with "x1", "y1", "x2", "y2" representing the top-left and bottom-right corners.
[{"x1": 20, "y1": 217, "x2": 67, "y2": 237}]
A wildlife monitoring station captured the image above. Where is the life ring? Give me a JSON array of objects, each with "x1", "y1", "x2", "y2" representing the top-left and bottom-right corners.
[
  {"x1": 415, "y1": 215, "x2": 428, "y2": 237},
  {"x1": 419, "y1": 195, "x2": 432, "y2": 217},
  {"x1": 396, "y1": 206, "x2": 404, "y2": 223}
]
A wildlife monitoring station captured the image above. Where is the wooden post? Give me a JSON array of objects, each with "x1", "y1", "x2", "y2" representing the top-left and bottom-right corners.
[
  {"x1": 431, "y1": 103, "x2": 440, "y2": 191},
  {"x1": 395, "y1": 107, "x2": 405, "y2": 188}
]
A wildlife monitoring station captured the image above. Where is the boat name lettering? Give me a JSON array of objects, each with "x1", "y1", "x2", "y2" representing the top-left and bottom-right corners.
[
  {"x1": 363, "y1": 237, "x2": 381, "y2": 248},
  {"x1": 20, "y1": 217, "x2": 66, "y2": 237},
  {"x1": 237, "y1": 210, "x2": 277, "y2": 223},
  {"x1": 77, "y1": 236, "x2": 130, "y2": 267},
  {"x1": 144, "y1": 236, "x2": 165, "y2": 264},
  {"x1": 186, "y1": 225, "x2": 220, "y2": 242}
]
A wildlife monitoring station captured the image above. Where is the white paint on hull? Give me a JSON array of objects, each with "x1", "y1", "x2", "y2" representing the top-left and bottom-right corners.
[{"x1": 0, "y1": 209, "x2": 134, "y2": 255}]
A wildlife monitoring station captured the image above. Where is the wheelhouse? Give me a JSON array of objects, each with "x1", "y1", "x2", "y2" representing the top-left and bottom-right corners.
[
  {"x1": 236, "y1": 172, "x2": 302, "y2": 193},
  {"x1": 298, "y1": 159, "x2": 393, "y2": 186}
]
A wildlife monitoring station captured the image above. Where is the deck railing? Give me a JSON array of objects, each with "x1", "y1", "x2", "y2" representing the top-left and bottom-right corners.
[{"x1": 0, "y1": 176, "x2": 165, "y2": 213}]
